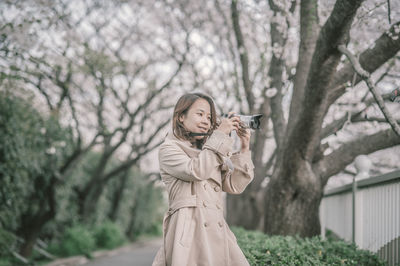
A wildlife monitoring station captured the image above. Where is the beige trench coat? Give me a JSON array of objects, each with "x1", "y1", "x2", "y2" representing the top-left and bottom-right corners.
[{"x1": 152, "y1": 130, "x2": 255, "y2": 266}]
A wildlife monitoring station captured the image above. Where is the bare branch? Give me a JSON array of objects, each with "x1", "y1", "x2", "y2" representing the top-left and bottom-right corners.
[
  {"x1": 65, "y1": 87, "x2": 82, "y2": 145},
  {"x1": 338, "y1": 44, "x2": 400, "y2": 137},
  {"x1": 267, "y1": 5, "x2": 289, "y2": 150},
  {"x1": 321, "y1": 110, "x2": 363, "y2": 138},
  {"x1": 315, "y1": 129, "x2": 400, "y2": 184},
  {"x1": 214, "y1": 0, "x2": 242, "y2": 110},
  {"x1": 231, "y1": 0, "x2": 254, "y2": 111},
  {"x1": 130, "y1": 32, "x2": 189, "y2": 120},
  {"x1": 101, "y1": 119, "x2": 170, "y2": 183},
  {"x1": 329, "y1": 21, "x2": 400, "y2": 103},
  {"x1": 354, "y1": 116, "x2": 400, "y2": 124},
  {"x1": 321, "y1": 92, "x2": 393, "y2": 138}
]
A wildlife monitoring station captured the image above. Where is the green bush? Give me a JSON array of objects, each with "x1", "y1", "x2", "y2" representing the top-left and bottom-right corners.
[
  {"x1": 232, "y1": 227, "x2": 385, "y2": 266},
  {"x1": 0, "y1": 230, "x2": 23, "y2": 266},
  {"x1": 0, "y1": 257, "x2": 15, "y2": 266},
  {"x1": 125, "y1": 177, "x2": 165, "y2": 241},
  {"x1": 0, "y1": 91, "x2": 75, "y2": 259},
  {"x1": 52, "y1": 225, "x2": 95, "y2": 257},
  {"x1": 93, "y1": 221, "x2": 125, "y2": 250},
  {"x1": 0, "y1": 229, "x2": 15, "y2": 257}
]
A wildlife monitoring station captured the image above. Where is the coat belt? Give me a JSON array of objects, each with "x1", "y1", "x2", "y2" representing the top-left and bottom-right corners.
[{"x1": 167, "y1": 195, "x2": 197, "y2": 216}]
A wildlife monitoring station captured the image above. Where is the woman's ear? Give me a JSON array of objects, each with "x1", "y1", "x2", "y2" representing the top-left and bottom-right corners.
[{"x1": 179, "y1": 114, "x2": 184, "y2": 123}]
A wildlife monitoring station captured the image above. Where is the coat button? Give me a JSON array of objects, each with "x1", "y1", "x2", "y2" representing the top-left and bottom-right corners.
[
  {"x1": 204, "y1": 222, "x2": 209, "y2": 227},
  {"x1": 216, "y1": 204, "x2": 221, "y2": 209},
  {"x1": 227, "y1": 151, "x2": 232, "y2": 157},
  {"x1": 218, "y1": 221, "x2": 223, "y2": 227},
  {"x1": 244, "y1": 163, "x2": 249, "y2": 171},
  {"x1": 214, "y1": 186, "x2": 221, "y2": 192},
  {"x1": 203, "y1": 201, "x2": 208, "y2": 207},
  {"x1": 203, "y1": 183, "x2": 207, "y2": 190}
]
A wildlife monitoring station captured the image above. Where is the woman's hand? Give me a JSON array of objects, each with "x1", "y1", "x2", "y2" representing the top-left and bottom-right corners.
[
  {"x1": 217, "y1": 112, "x2": 240, "y2": 135},
  {"x1": 239, "y1": 128, "x2": 251, "y2": 153}
]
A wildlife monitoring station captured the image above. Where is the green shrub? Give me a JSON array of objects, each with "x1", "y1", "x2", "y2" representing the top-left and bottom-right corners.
[
  {"x1": 53, "y1": 225, "x2": 95, "y2": 257},
  {"x1": 0, "y1": 229, "x2": 15, "y2": 257},
  {"x1": 0, "y1": 258, "x2": 14, "y2": 266},
  {"x1": 93, "y1": 221, "x2": 125, "y2": 250},
  {"x1": 232, "y1": 227, "x2": 385, "y2": 266},
  {"x1": 147, "y1": 222, "x2": 163, "y2": 237}
]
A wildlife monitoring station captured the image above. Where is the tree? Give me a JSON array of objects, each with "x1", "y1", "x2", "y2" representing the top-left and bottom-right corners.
[
  {"x1": 164, "y1": 0, "x2": 400, "y2": 235},
  {"x1": 2, "y1": 0, "x2": 400, "y2": 240},
  {"x1": 125, "y1": 172, "x2": 165, "y2": 240},
  {"x1": 0, "y1": 89, "x2": 75, "y2": 257},
  {"x1": 262, "y1": 0, "x2": 400, "y2": 236},
  {"x1": 1, "y1": 0, "x2": 189, "y2": 222},
  {"x1": 188, "y1": 0, "x2": 399, "y2": 236}
]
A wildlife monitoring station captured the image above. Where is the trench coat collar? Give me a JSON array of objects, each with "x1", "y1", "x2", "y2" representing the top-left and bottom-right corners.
[
  {"x1": 165, "y1": 129, "x2": 222, "y2": 186},
  {"x1": 165, "y1": 129, "x2": 194, "y2": 147},
  {"x1": 165, "y1": 130, "x2": 204, "y2": 159}
]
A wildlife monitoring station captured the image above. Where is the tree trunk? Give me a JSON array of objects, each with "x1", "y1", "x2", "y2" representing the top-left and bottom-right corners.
[
  {"x1": 126, "y1": 200, "x2": 139, "y2": 241},
  {"x1": 18, "y1": 210, "x2": 54, "y2": 257},
  {"x1": 18, "y1": 175, "x2": 57, "y2": 257},
  {"x1": 78, "y1": 181, "x2": 106, "y2": 222},
  {"x1": 108, "y1": 172, "x2": 129, "y2": 221},
  {"x1": 226, "y1": 102, "x2": 270, "y2": 230},
  {"x1": 19, "y1": 233, "x2": 38, "y2": 258},
  {"x1": 263, "y1": 163, "x2": 323, "y2": 237},
  {"x1": 262, "y1": 0, "x2": 364, "y2": 237},
  {"x1": 226, "y1": 188, "x2": 262, "y2": 230}
]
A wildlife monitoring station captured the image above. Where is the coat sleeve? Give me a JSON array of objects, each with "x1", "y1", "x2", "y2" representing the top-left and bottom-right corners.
[
  {"x1": 222, "y1": 150, "x2": 255, "y2": 194},
  {"x1": 159, "y1": 130, "x2": 234, "y2": 182}
]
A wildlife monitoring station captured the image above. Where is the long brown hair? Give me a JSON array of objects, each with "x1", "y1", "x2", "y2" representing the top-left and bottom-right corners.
[{"x1": 172, "y1": 93, "x2": 218, "y2": 148}]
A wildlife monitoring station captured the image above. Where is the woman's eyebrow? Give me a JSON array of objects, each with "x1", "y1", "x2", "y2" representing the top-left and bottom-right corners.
[{"x1": 197, "y1": 109, "x2": 211, "y2": 115}]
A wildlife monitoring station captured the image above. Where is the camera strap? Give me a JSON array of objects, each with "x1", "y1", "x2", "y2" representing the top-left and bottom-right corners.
[{"x1": 189, "y1": 132, "x2": 209, "y2": 137}]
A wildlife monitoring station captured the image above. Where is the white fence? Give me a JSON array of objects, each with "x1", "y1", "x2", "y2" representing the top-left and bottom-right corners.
[{"x1": 320, "y1": 170, "x2": 400, "y2": 266}]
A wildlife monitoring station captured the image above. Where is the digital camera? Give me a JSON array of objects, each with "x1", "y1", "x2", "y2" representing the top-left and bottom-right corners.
[{"x1": 222, "y1": 113, "x2": 263, "y2": 130}]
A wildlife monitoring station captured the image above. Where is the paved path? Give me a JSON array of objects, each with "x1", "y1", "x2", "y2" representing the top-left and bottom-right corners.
[{"x1": 83, "y1": 238, "x2": 162, "y2": 266}]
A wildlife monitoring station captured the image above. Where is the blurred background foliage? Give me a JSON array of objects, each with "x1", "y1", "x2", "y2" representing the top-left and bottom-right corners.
[
  {"x1": 0, "y1": 88, "x2": 165, "y2": 264},
  {"x1": 1, "y1": 0, "x2": 400, "y2": 264}
]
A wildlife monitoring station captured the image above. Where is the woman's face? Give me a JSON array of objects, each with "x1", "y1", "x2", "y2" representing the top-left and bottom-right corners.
[{"x1": 179, "y1": 98, "x2": 212, "y2": 139}]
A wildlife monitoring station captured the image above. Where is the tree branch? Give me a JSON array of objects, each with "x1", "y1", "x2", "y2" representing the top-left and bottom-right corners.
[
  {"x1": 286, "y1": 0, "x2": 319, "y2": 136},
  {"x1": 321, "y1": 92, "x2": 393, "y2": 138},
  {"x1": 286, "y1": 0, "x2": 364, "y2": 161},
  {"x1": 338, "y1": 44, "x2": 400, "y2": 137},
  {"x1": 267, "y1": 2, "x2": 289, "y2": 151},
  {"x1": 231, "y1": 0, "x2": 254, "y2": 111},
  {"x1": 329, "y1": 21, "x2": 400, "y2": 103},
  {"x1": 130, "y1": 33, "x2": 189, "y2": 120},
  {"x1": 102, "y1": 139, "x2": 165, "y2": 183},
  {"x1": 214, "y1": 0, "x2": 243, "y2": 110},
  {"x1": 315, "y1": 129, "x2": 400, "y2": 185},
  {"x1": 387, "y1": 0, "x2": 391, "y2": 24}
]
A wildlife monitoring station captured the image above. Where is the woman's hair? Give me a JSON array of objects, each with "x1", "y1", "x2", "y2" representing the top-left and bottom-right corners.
[{"x1": 172, "y1": 93, "x2": 218, "y2": 148}]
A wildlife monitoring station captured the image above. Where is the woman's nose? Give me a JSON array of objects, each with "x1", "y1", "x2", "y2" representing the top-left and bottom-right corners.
[{"x1": 201, "y1": 118, "x2": 210, "y2": 127}]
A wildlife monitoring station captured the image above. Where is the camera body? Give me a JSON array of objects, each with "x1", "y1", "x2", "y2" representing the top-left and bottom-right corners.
[
  {"x1": 222, "y1": 113, "x2": 263, "y2": 130},
  {"x1": 236, "y1": 114, "x2": 263, "y2": 130}
]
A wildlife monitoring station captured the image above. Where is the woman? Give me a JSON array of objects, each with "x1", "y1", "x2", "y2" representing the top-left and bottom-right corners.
[{"x1": 152, "y1": 93, "x2": 254, "y2": 266}]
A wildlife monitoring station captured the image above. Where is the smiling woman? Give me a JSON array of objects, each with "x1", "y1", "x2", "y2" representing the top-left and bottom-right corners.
[
  {"x1": 152, "y1": 93, "x2": 255, "y2": 266},
  {"x1": 172, "y1": 93, "x2": 218, "y2": 149},
  {"x1": 180, "y1": 100, "x2": 212, "y2": 134}
]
